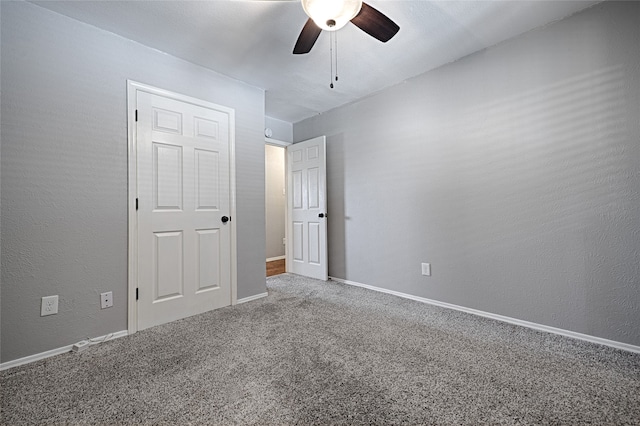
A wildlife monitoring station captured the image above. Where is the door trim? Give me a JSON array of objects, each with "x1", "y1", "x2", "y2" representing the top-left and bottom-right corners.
[
  {"x1": 126, "y1": 80, "x2": 237, "y2": 334},
  {"x1": 265, "y1": 137, "x2": 291, "y2": 147}
]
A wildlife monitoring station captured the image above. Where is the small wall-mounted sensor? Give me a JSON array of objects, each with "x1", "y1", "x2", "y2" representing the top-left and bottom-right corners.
[{"x1": 421, "y1": 263, "x2": 431, "y2": 276}]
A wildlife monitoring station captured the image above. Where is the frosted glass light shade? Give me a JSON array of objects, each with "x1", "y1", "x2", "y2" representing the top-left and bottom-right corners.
[{"x1": 301, "y1": 0, "x2": 363, "y2": 31}]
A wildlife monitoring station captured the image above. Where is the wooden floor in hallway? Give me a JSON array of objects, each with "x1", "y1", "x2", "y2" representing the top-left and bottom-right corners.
[{"x1": 266, "y1": 259, "x2": 286, "y2": 277}]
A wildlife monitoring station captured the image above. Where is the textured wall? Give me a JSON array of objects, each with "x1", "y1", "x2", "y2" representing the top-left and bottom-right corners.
[
  {"x1": 1, "y1": 2, "x2": 266, "y2": 363},
  {"x1": 265, "y1": 145, "x2": 286, "y2": 259},
  {"x1": 294, "y1": 1, "x2": 640, "y2": 346}
]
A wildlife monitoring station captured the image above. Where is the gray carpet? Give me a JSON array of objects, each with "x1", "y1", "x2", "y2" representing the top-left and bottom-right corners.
[{"x1": 2, "y1": 273, "x2": 639, "y2": 424}]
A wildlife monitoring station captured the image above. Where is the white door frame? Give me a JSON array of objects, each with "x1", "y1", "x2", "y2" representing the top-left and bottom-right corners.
[
  {"x1": 265, "y1": 137, "x2": 291, "y2": 148},
  {"x1": 265, "y1": 137, "x2": 291, "y2": 264},
  {"x1": 127, "y1": 80, "x2": 237, "y2": 334}
]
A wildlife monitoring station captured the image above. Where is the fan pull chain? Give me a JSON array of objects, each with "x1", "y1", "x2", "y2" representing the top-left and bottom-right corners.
[
  {"x1": 328, "y1": 32, "x2": 340, "y2": 89},
  {"x1": 335, "y1": 32, "x2": 339, "y2": 83},
  {"x1": 329, "y1": 32, "x2": 334, "y2": 89}
]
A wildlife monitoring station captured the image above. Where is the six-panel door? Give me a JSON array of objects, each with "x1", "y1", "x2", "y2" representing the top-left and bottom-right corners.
[
  {"x1": 137, "y1": 91, "x2": 231, "y2": 330},
  {"x1": 287, "y1": 136, "x2": 328, "y2": 280}
]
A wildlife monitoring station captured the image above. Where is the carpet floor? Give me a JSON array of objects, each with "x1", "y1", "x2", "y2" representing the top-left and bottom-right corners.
[{"x1": 2, "y1": 273, "x2": 639, "y2": 424}]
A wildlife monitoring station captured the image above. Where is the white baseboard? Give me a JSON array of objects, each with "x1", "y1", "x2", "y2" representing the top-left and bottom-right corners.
[
  {"x1": 329, "y1": 276, "x2": 640, "y2": 354},
  {"x1": 266, "y1": 256, "x2": 285, "y2": 262},
  {"x1": 236, "y1": 292, "x2": 269, "y2": 305},
  {"x1": 0, "y1": 330, "x2": 129, "y2": 371}
]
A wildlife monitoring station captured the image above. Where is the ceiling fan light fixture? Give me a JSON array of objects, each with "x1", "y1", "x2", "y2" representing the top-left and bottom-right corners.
[{"x1": 301, "y1": 0, "x2": 363, "y2": 32}]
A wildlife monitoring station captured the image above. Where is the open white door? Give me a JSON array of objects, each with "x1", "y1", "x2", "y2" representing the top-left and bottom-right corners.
[{"x1": 286, "y1": 136, "x2": 328, "y2": 280}]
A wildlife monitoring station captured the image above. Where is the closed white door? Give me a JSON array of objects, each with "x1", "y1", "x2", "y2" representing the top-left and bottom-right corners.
[
  {"x1": 287, "y1": 136, "x2": 328, "y2": 280},
  {"x1": 136, "y1": 89, "x2": 233, "y2": 330}
]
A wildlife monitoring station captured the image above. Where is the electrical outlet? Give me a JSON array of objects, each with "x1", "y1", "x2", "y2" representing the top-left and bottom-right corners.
[
  {"x1": 41, "y1": 295, "x2": 59, "y2": 316},
  {"x1": 421, "y1": 263, "x2": 431, "y2": 276},
  {"x1": 100, "y1": 291, "x2": 113, "y2": 309}
]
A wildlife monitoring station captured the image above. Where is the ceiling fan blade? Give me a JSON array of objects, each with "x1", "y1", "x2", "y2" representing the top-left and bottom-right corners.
[
  {"x1": 293, "y1": 18, "x2": 322, "y2": 54},
  {"x1": 350, "y1": 2, "x2": 399, "y2": 43}
]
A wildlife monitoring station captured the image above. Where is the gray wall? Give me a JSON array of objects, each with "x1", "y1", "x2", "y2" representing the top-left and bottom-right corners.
[
  {"x1": 294, "y1": 1, "x2": 640, "y2": 346},
  {"x1": 1, "y1": 2, "x2": 266, "y2": 363},
  {"x1": 265, "y1": 145, "x2": 286, "y2": 260},
  {"x1": 265, "y1": 116, "x2": 293, "y2": 143}
]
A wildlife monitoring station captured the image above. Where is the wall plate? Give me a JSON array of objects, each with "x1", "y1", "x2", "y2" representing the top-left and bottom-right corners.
[{"x1": 41, "y1": 295, "x2": 59, "y2": 316}]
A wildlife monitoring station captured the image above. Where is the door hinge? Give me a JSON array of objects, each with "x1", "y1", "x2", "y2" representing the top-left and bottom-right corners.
[
  {"x1": 136, "y1": 288, "x2": 139, "y2": 300},
  {"x1": 135, "y1": 109, "x2": 138, "y2": 122},
  {"x1": 136, "y1": 198, "x2": 138, "y2": 211}
]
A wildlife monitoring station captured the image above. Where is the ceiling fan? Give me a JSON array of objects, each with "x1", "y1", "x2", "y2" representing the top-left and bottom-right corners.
[{"x1": 293, "y1": 0, "x2": 399, "y2": 54}]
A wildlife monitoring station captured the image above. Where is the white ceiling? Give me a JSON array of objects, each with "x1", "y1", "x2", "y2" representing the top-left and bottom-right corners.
[{"x1": 30, "y1": 0, "x2": 601, "y2": 124}]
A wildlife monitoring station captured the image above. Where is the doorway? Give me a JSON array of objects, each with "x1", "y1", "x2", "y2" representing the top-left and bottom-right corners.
[
  {"x1": 265, "y1": 143, "x2": 287, "y2": 276},
  {"x1": 127, "y1": 81, "x2": 237, "y2": 333}
]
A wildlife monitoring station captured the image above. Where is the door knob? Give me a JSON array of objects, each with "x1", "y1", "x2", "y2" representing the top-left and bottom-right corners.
[
  {"x1": 318, "y1": 213, "x2": 326, "y2": 218},
  {"x1": 221, "y1": 216, "x2": 229, "y2": 223}
]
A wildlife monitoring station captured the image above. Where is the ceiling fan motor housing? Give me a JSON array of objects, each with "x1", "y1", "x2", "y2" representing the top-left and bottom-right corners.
[
  {"x1": 293, "y1": 0, "x2": 399, "y2": 55},
  {"x1": 301, "y1": 0, "x2": 363, "y2": 31}
]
